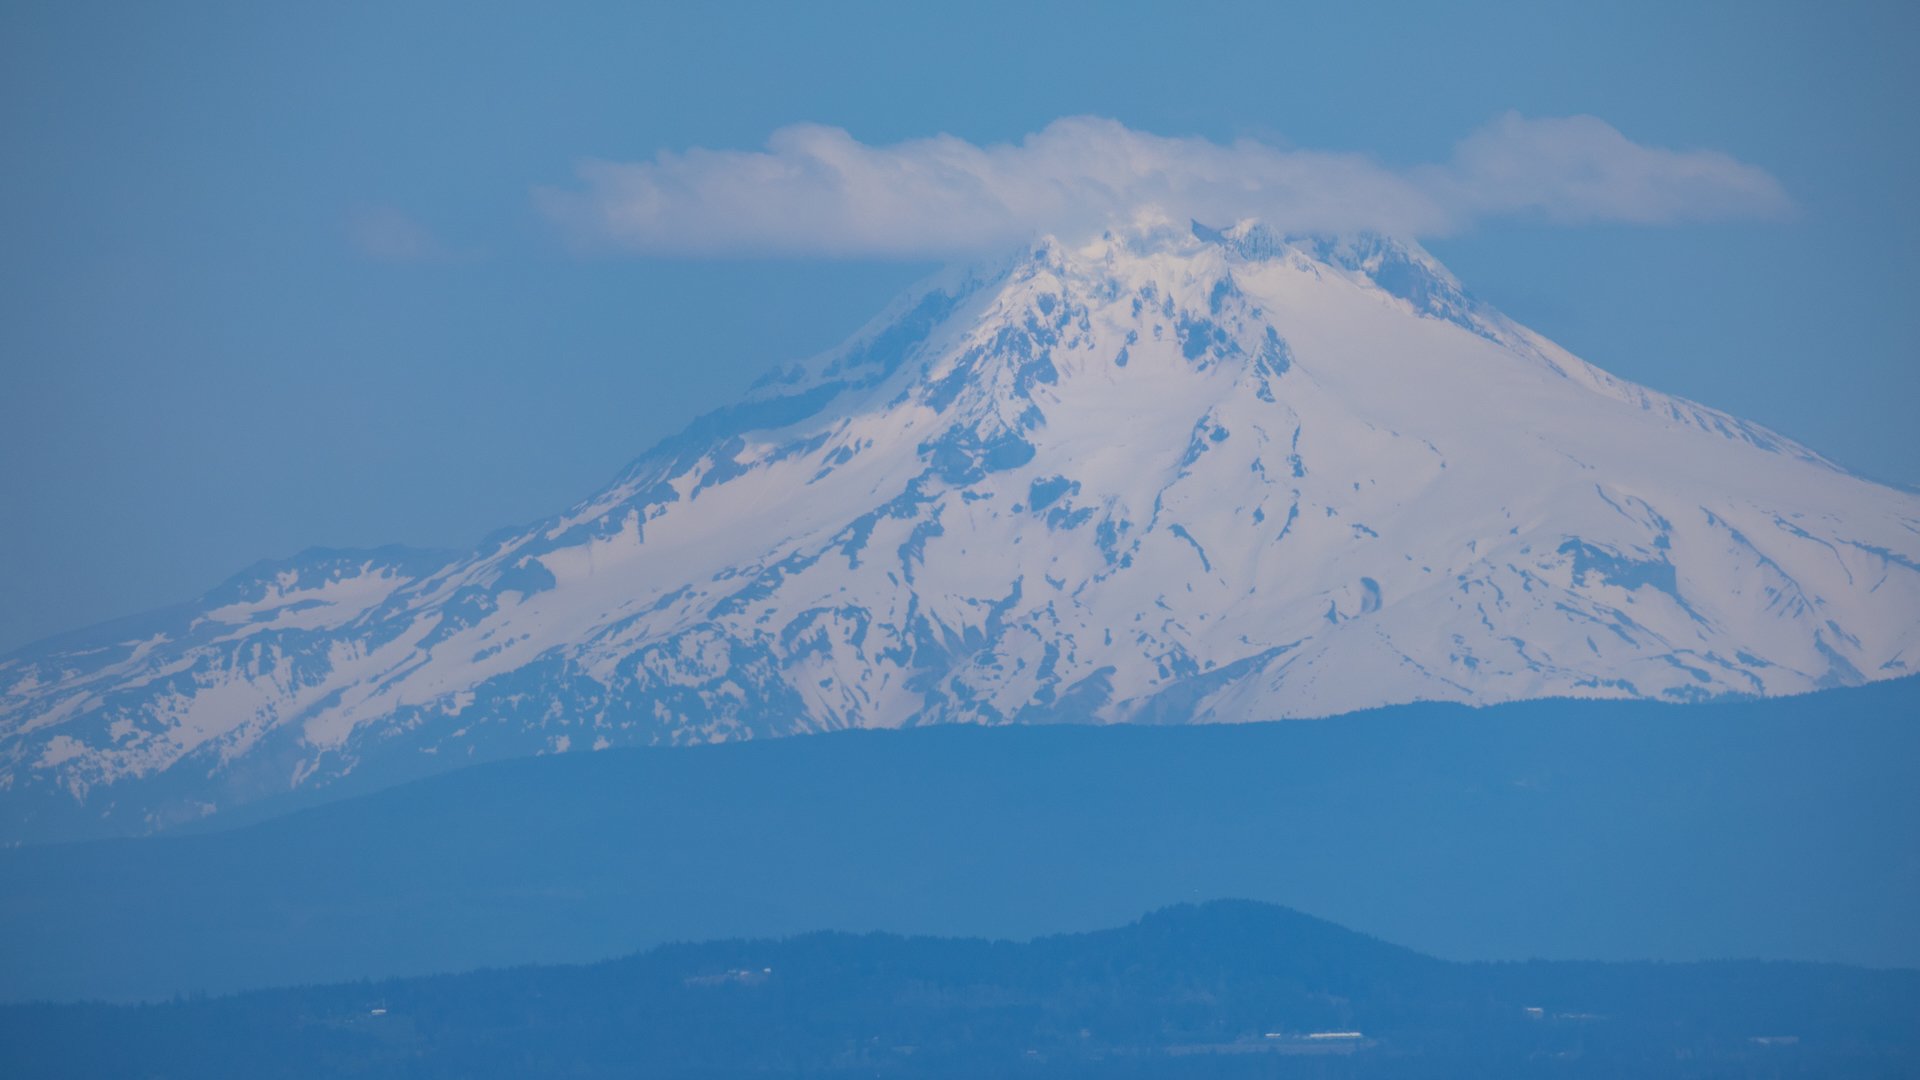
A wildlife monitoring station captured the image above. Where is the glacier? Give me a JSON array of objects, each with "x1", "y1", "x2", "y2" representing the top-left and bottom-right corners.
[{"x1": 3, "y1": 220, "x2": 1917, "y2": 842}]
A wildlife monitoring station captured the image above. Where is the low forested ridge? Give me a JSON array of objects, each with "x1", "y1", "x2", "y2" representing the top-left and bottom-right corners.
[
  {"x1": 5, "y1": 900, "x2": 1917, "y2": 1079},
  {"x1": 7, "y1": 678, "x2": 1920, "y2": 1005}
]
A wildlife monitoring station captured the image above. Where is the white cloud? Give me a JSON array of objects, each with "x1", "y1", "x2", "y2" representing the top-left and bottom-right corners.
[
  {"x1": 537, "y1": 114, "x2": 1790, "y2": 258},
  {"x1": 1419, "y1": 112, "x2": 1791, "y2": 226}
]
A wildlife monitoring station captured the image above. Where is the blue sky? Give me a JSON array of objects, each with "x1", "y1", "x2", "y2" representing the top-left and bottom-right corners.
[{"x1": 2, "y1": 0, "x2": 1916, "y2": 652}]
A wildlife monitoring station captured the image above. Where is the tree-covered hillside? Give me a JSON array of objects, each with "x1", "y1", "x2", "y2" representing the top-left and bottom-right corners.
[{"x1": 6, "y1": 901, "x2": 1917, "y2": 1079}]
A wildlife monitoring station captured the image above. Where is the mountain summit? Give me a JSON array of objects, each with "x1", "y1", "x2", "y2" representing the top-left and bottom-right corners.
[{"x1": 5, "y1": 221, "x2": 1917, "y2": 840}]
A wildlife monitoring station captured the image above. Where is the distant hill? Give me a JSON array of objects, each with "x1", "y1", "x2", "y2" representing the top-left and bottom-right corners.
[
  {"x1": 3, "y1": 677, "x2": 1917, "y2": 1004},
  {"x1": 5, "y1": 900, "x2": 1917, "y2": 1079}
]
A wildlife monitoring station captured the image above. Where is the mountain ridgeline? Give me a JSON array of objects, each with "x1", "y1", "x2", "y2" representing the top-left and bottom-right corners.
[
  {"x1": 3, "y1": 221, "x2": 1917, "y2": 842},
  {"x1": 6, "y1": 900, "x2": 1918, "y2": 1080},
  {"x1": 4, "y1": 677, "x2": 1918, "y2": 1005}
]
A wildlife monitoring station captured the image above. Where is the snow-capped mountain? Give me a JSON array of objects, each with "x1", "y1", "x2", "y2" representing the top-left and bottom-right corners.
[{"x1": 5, "y1": 220, "x2": 1918, "y2": 842}]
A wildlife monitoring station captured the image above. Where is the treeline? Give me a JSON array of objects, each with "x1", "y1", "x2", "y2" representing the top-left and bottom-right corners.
[{"x1": 4, "y1": 901, "x2": 1918, "y2": 1078}]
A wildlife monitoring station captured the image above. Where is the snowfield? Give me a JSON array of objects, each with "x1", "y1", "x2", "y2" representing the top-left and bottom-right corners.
[{"x1": 3, "y1": 220, "x2": 1916, "y2": 841}]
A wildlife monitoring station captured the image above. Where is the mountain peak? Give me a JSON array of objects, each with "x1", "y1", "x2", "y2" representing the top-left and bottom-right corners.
[{"x1": 3, "y1": 226, "x2": 1916, "y2": 841}]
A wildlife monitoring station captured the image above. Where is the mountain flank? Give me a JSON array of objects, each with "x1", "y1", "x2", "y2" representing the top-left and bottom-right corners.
[{"x1": 4, "y1": 221, "x2": 1917, "y2": 841}]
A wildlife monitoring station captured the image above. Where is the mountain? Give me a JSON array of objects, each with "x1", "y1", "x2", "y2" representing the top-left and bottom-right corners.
[
  {"x1": 6, "y1": 679, "x2": 1918, "y2": 1003},
  {"x1": 8, "y1": 900, "x2": 1920, "y2": 1079},
  {"x1": 4, "y1": 221, "x2": 1918, "y2": 841}
]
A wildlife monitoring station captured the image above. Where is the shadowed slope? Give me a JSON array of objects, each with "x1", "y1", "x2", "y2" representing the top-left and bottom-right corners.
[{"x1": 3, "y1": 677, "x2": 1916, "y2": 1003}]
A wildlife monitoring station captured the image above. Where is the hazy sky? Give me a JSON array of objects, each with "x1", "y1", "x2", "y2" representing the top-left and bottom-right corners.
[{"x1": 3, "y1": 1, "x2": 1917, "y2": 653}]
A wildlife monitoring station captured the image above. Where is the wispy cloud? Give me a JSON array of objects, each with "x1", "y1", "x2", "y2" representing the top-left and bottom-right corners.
[
  {"x1": 537, "y1": 114, "x2": 1790, "y2": 258},
  {"x1": 1418, "y1": 113, "x2": 1791, "y2": 226},
  {"x1": 347, "y1": 205, "x2": 452, "y2": 263}
]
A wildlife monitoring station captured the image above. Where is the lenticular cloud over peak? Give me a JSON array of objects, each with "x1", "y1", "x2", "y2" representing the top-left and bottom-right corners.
[{"x1": 537, "y1": 113, "x2": 1791, "y2": 258}]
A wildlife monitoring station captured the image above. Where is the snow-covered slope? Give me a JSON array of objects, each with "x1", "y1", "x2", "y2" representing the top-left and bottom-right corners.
[{"x1": 5, "y1": 221, "x2": 1918, "y2": 841}]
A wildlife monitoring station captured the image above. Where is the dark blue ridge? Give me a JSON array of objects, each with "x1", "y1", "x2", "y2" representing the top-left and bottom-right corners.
[
  {"x1": 4, "y1": 896, "x2": 1916, "y2": 1079},
  {"x1": 1, "y1": 676, "x2": 1916, "y2": 1006}
]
